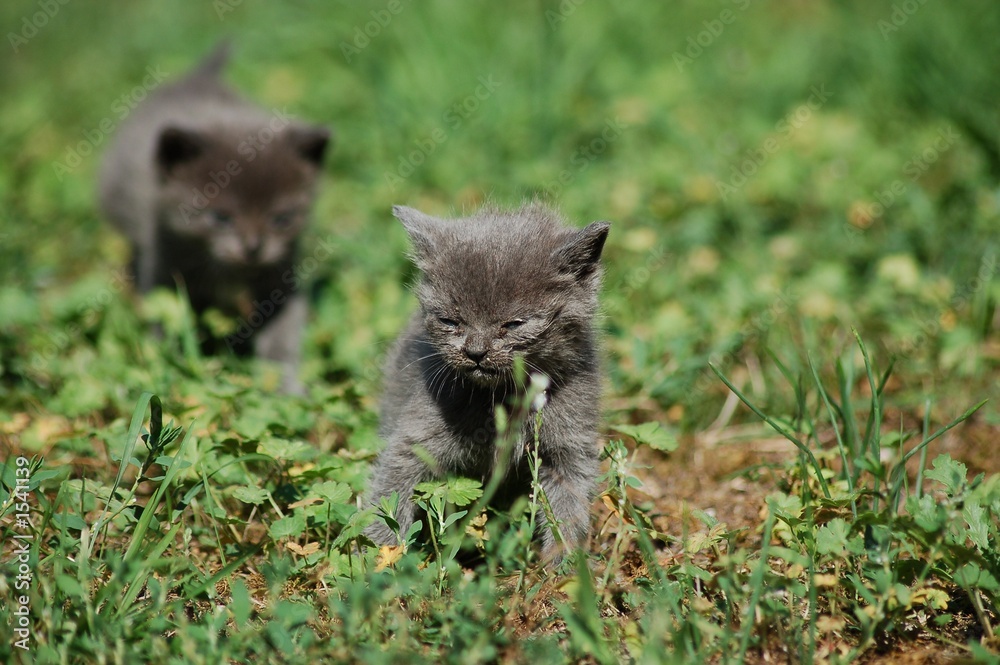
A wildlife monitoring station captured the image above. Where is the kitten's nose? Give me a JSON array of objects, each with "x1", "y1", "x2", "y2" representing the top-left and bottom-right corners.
[
  {"x1": 244, "y1": 236, "x2": 261, "y2": 262},
  {"x1": 464, "y1": 347, "x2": 487, "y2": 363}
]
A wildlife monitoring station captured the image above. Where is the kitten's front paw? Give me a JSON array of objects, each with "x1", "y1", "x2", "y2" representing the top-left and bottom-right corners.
[{"x1": 539, "y1": 542, "x2": 589, "y2": 572}]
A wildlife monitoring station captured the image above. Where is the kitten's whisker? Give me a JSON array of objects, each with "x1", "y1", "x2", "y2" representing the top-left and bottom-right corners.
[
  {"x1": 401, "y1": 350, "x2": 444, "y2": 374},
  {"x1": 436, "y1": 367, "x2": 453, "y2": 402},
  {"x1": 525, "y1": 360, "x2": 549, "y2": 384},
  {"x1": 425, "y1": 359, "x2": 446, "y2": 399},
  {"x1": 428, "y1": 361, "x2": 455, "y2": 403},
  {"x1": 525, "y1": 359, "x2": 561, "y2": 389}
]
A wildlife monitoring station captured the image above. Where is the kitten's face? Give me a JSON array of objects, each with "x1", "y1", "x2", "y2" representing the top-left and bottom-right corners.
[
  {"x1": 396, "y1": 205, "x2": 609, "y2": 388},
  {"x1": 154, "y1": 125, "x2": 329, "y2": 266},
  {"x1": 422, "y1": 292, "x2": 561, "y2": 387}
]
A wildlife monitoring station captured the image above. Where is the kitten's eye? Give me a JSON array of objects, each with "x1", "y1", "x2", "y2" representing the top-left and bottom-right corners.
[
  {"x1": 502, "y1": 319, "x2": 526, "y2": 331},
  {"x1": 209, "y1": 210, "x2": 233, "y2": 227},
  {"x1": 271, "y1": 211, "x2": 297, "y2": 230},
  {"x1": 438, "y1": 317, "x2": 460, "y2": 328}
]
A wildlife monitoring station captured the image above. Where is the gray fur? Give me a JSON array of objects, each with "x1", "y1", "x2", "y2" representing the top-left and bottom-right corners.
[
  {"x1": 366, "y1": 203, "x2": 610, "y2": 559},
  {"x1": 98, "y1": 43, "x2": 330, "y2": 393}
]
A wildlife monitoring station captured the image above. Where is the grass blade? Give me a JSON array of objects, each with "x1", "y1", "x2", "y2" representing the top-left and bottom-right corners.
[{"x1": 711, "y1": 364, "x2": 831, "y2": 498}]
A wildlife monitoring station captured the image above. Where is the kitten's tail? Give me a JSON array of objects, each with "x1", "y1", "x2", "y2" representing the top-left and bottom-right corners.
[{"x1": 188, "y1": 40, "x2": 232, "y2": 82}]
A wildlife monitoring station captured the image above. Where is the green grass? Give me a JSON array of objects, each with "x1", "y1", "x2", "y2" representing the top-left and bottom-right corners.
[{"x1": 1, "y1": 1, "x2": 999, "y2": 663}]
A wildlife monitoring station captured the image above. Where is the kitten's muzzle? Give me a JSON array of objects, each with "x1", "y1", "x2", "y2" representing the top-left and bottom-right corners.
[
  {"x1": 458, "y1": 347, "x2": 500, "y2": 384},
  {"x1": 243, "y1": 235, "x2": 262, "y2": 262},
  {"x1": 466, "y1": 363, "x2": 501, "y2": 386},
  {"x1": 463, "y1": 347, "x2": 487, "y2": 363}
]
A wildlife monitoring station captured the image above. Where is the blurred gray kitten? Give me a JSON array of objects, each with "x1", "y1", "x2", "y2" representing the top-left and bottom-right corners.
[
  {"x1": 98, "y1": 43, "x2": 330, "y2": 393},
  {"x1": 366, "y1": 203, "x2": 610, "y2": 560}
]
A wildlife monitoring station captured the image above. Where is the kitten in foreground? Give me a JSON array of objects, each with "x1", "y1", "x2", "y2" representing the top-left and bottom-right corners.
[
  {"x1": 366, "y1": 203, "x2": 610, "y2": 562},
  {"x1": 98, "y1": 42, "x2": 330, "y2": 394}
]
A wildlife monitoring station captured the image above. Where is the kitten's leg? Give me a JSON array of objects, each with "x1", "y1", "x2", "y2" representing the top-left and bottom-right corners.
[
  {"x1": 524, "y1": 378, "x2": 602, "y2": 562},
  {"x1": 134, "y1": 243, "x2": 160, "y2": 294},
  {"x1": 534, "y1": 442, "x2": 599, "y2": 561},
  {"x1": 253, "y1": 293, "x2": 306, "y2": 395},
  {"x1": 135, "y1": 246, "x2": 169, "y2": 340},
  {"x1": 131, "y1": 246, "x2": 146, "y2": 293},
  {"x1": 364, "y1": 442, "x2": 431, "y2": 545}
]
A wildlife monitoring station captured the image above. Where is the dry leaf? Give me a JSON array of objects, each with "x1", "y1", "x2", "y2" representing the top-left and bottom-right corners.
[
  {"x1": 286, "y1": 541, "x2": 320, "y2": 556},
  {"x1": 376, "y1": 545, "x2": 405, "y2": 571}
]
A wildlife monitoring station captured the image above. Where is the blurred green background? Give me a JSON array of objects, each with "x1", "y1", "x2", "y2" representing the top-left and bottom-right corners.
[
  {"x1": 0, "y1": 0, "x2": 997, "y2": 429},
  {"x1": 1, "y1": 3, "x2": 999, "y2": 662}
]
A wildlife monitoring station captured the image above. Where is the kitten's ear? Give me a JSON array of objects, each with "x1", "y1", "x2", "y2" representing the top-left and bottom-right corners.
[
  {"x1": 393, "y1": 205, "x2": 439, "y2": 261},
  {"x1": 155, "y1": 127, "x2": 206, "y2": 177},
  {"x1": 553, "y1": 221, "x2": 611, "y2": 280},
  {"x1": 288, "y1": 125, "x2": 331, "y2": 166}
]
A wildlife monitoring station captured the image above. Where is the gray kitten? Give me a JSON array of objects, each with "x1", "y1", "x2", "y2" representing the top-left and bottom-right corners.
[
  {"x1": 98, "y1": 43, "x2": 330, "y2": 393},
  {"x1": 366, "y1": 203, "x2": 610, "y2": 560}
]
